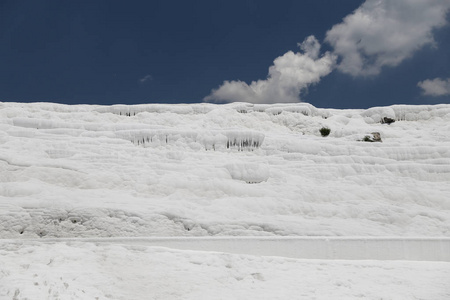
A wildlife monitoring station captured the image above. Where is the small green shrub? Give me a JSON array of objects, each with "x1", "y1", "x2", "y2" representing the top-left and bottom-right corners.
[
  {"x1": 319, "y1": 127, "x2": 331, "y2": 137},
  {"x1": 363, "y1": 135, "x2": 373, "y2": 142}
]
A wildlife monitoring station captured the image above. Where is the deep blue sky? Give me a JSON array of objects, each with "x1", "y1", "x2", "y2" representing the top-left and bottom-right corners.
[{"x1": 1, "y1": 0, "x2": 449, "y2": 108}]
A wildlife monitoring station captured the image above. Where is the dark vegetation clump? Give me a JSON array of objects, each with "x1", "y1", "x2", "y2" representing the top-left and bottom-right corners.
[
  {"x1": 381, "y1": 117, "x2": 395, "y2": 125},
  {"x1": 363, "y1": 135, "x2": 373, "y2": 142},
  {"x1": 319, "y1": 127, "x2": 331, "y2": 137}
]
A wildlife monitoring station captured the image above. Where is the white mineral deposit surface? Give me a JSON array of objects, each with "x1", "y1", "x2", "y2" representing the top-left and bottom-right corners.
[{"x1": 1, "y1": 102, "x2": 449, "y2": 299}]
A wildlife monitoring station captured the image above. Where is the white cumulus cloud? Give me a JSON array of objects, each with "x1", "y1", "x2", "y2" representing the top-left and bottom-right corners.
[
  {"x1": 418, "y1": 78, "x2": 450, "y2": 96},
  {"x1": 205, "y1": 0, "x2": 450, "y2": 104},
  {"x1": 325, "y1": 0, "x2": 450, "y2": 76},
  {"x1": 204, "y1": 36, "x2": 336, "y2": 104}
]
